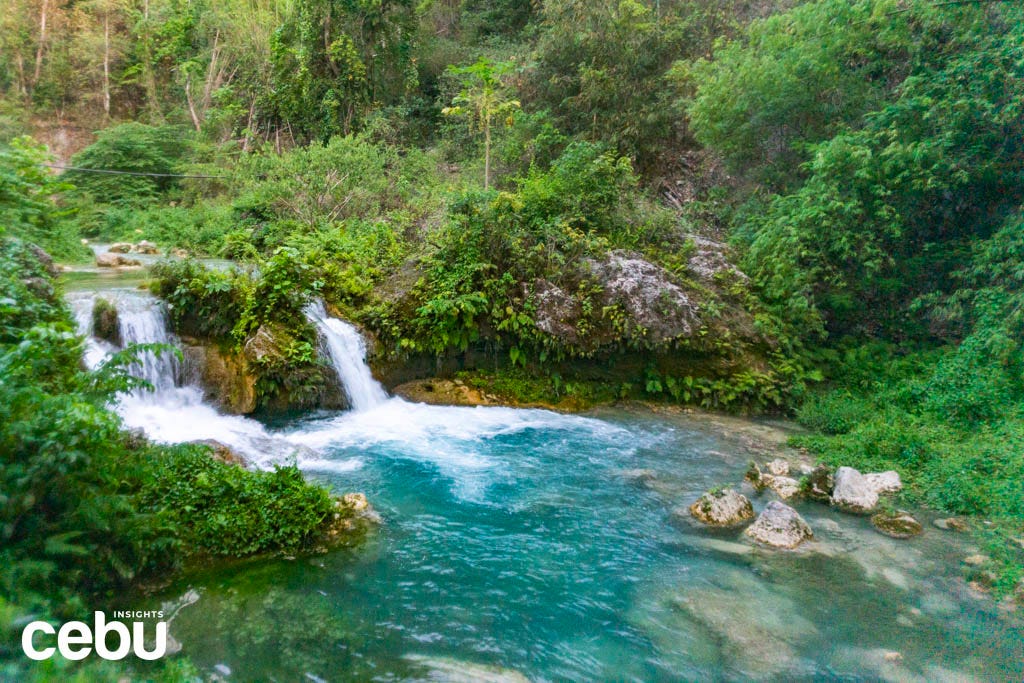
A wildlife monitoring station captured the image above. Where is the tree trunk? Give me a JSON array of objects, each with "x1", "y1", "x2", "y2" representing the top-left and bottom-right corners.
[
  {"x1": 484, "y1": 118, "x2": 491, "y2": 190},
  {"x1": 184, "y1": 73, "x2": 202, "y2": 131},
  {"x1": 31, "y1": 0, "x2": 50, "y2": 95},
  {"x1": 102, "y1": 13, "x2": 111, "y2": 118}
]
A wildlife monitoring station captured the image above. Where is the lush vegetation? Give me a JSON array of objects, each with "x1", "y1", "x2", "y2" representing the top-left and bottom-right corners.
[
  {"x1": 0, "y1": 237, "x2": 346, "y2": 679},
  {"x1": 2, "y1": 0, "x2": 1023, "y2": 667}
]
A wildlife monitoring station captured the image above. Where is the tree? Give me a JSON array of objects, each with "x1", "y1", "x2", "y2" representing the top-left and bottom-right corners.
[{"x1": 442, "y1": 58, "x2": 520, "y2": 189}]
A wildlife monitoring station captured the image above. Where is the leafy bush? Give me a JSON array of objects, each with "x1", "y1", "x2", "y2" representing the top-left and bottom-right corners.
[{"x1": 145, "y1": 447, "x2": 335, "y2": 556}]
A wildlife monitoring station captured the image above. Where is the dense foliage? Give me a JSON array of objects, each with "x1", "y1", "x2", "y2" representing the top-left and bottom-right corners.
[
  {"x1": 2, "y1": 0, "x2": 1023, "y2": 622},
  {"x1": 0, "y1": 237, "x2": 342, "y2": 677}
]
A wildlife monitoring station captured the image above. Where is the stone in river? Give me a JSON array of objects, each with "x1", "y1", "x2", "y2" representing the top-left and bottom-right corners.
[
  {"x1": 744, "y1": 501, "x2": 813, "y2": 549},
  {"x1": 688, "y1": 488, "x2": 755, "y2": 527}
]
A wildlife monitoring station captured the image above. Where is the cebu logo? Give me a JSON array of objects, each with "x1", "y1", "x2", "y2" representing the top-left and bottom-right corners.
[{"x1": 22, "y1": 611, "x2": 167, "y2": 661}]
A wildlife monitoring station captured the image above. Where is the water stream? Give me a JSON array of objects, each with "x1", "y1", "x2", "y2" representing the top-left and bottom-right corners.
[{"x1": 68, "y1": 285, "x2": 1023, "y2": 681}]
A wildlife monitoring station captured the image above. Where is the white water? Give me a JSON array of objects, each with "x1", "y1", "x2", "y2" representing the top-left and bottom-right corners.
[
  {"x1": 305, "y1": 302, "x2": 388, "y2": 411},
  {"x1": 67, "y1": 291, "x2": 328, "y2": 469},
  {"x1": 68, "y1": 290, "x2": 616, "y2": 495}
]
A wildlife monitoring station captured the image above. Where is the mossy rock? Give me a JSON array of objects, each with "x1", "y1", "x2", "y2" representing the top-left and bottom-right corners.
[{"x1": 92, "y1": 297, "x2": 121, "y2": 346}]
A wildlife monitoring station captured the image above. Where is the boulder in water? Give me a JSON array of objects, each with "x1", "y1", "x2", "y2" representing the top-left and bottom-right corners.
[
  {"x1": 744, "y1": 501, "x2": 813, "y2": 549},
  {"x1": 183, "y1": 343, "x2": 258, "y2": 414},
  {"x1": 766, "y1": 458, "x2": 790, "y2": 476},
  {"x1": 96, "y1": 252, "x2": 141, "y2": 268},
  {"x1": 92, "y1": 297, "x2": 121, "y2": 346},
  {"x1": 133, "y1": 240, "x2": 159, "y2": 254},
  {"x1": 688, "y1": 488, "x2": 754, "y2": 526},
  {"x1": 871, "y1": 511, "x2": 923, "y2": 539},
  {"x1": 831, "y1": 467, "x2": 879, "y2": 513},
  {"x1": 832, "y1": 467, "x2": 901, "y2": 513},
  {"x1": 933, "y1": 517, "x2": 969, "y2": 532},
  {"x1": 108, "y1": 242, "x2": 133, "y2": 253}
]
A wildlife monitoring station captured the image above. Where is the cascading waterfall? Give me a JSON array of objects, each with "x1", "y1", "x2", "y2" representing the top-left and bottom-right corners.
[
  {"x1": 305, "y1": 301, "x2": 388, "y2": 411},
  {"x1": 68, "y1": 289, "x2": 329, "y2": 469}
]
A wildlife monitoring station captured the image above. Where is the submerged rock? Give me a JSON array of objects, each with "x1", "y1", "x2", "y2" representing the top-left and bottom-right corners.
[
  {"x1": 871, "y1": 511, "x2": 923, "y2": 539},
  {"x1": 744, "y1": 501, "x2": 813, "y2": 549},
  {"x1": 933, "y1": 517, "x2": 969, "y2": 532},
  {"x1": 670, "y1": 568, "x2": 817, "y2": 677},
  {"x1": 403, "y1": 654, "x2": 530, "y2": 683},
  {"x1": 688, "y1": 488, "x2": 755, "y2": 527}
]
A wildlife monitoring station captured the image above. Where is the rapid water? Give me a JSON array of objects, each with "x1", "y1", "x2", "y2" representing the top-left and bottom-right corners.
[{"x1": 68, "y1": 288, "x2": 1023, "y2": 681}]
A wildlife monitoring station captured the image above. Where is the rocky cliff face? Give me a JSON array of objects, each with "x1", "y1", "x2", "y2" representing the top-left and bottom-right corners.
[{"x1": 181, "y1": 323, "x2": 348, "y2": 415}]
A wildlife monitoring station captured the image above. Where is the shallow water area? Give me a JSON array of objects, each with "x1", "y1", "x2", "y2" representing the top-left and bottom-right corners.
[{"x1": 149, "y1": 404, "x2": 1023, "y2": 682}]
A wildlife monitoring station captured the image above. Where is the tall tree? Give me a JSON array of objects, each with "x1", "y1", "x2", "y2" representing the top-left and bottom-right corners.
[{"x1": 443, "y1": 58, "x2": 520, "y2": 189}]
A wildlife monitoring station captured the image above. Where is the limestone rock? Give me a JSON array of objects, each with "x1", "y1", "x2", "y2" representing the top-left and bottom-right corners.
[
  {"x1": 670, "y1": 568, "x2": 816, "y2": 677},
  {"x1": 403, "y1": 655, "x2": 530, "y2": 683},
  {"x1": 586, "y1": 250, "x2": 700, "y2": 343},
  {"x1": 832, "y1": 467, "x2": 879, "y2": 513},
  {"x1": 96, "y1": 252, "x2": 141, "y2": 268},
  {"x1": 393, "y1": 378, "x2": 491, "y2": 406},
  {"x1": 192, "y1": 439, "x2": 248, "y2": 467},
  {"x1": 688, "y1": 488, "x2": 755, "y2": 527},
  {"x1": 865, "y1": 470, "x2": 902, "y2": 494},
  {"x1": 766, "y1": 458, "x2": 790, "y2": 476},
  {"x1": 963, "y1": 554, "x2": 989, "y2": 567},
  {"x1": 108, "y1": 242, "x2": 133, "y2": 253},
  {"x1": 763, "y1": 474, "x2": 801, "y2": 500},
  {"x1": 744, "y1": 501, "x2": 813, "y2": 549},
  {"x1": 871, "y1": 511, "x2": 923, "y2": 539},
  {"x1": 133, "y1": 240, "x2": 159, "y2": 254},
  {"x1": 183, "y1": 343, "x2": 258, "y2": 414}
]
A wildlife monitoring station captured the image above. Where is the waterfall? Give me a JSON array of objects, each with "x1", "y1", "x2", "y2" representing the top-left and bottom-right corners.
[
  {"x1": 305, "y1": 302, "x2": 388, "y2": 411},
  {"x1": 68, "y1": 289, "x2": 315, "y2": 468}
]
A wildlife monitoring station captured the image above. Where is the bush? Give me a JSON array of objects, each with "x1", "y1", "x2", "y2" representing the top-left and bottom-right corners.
[{"x1": 65, "y1": 123, "x2": 194, "y2": 205}]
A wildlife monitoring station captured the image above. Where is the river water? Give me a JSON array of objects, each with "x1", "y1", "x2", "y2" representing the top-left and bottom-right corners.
[{"x1": 66, "y1": 282, "x2": 1023, "y2": 681}]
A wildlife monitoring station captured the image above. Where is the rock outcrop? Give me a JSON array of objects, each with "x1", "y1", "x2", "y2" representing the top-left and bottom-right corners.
[
  {"x1": 182, "y1": 342, "x2": 258, "y2": 414},
  {"x1": 688, "y1": 488, "x2": 755, "y2": 526},
  {"x1": 744, "y1": 501, "x2": 813, "y2": 549},
  {"x1": 585, "y1": 250, "x2": 700, "y2": 343}
]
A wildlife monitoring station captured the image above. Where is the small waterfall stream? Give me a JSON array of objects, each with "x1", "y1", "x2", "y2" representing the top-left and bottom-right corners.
[{"x1": 305, "y1": 301, "x2": 388, "y2": 411}]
